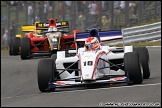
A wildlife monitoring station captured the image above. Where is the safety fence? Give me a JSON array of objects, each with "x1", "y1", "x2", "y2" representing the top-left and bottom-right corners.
[
  {"x1": 1, "y1": 1, "x2": 161, "y2": 48},
  {"x1": 106, "y1": 22, "x2": 161, "y2": 45}
]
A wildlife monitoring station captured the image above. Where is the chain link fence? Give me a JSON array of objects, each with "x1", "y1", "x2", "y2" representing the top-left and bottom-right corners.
[{"x1": 1, "y1": 1, "x2": 161, "y2": 48}]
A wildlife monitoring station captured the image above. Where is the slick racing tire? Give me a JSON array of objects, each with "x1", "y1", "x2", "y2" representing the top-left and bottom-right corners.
[
  {"x1": 38, "y1": 59, "x2": 55, "y2": 92},
  {"x1": 21, "y1": 37, "x2": 31, "y2": 60},
  {"x1": 51, "y1": 54, "x2": 60, "y2": 79},
  {"x1": 12, "y1": 37, "x2": 20, "y2": 55},
  {"x1": 133, "y1": 47, "x2": 150, "y2": 79},
  {"x1": 124, "y1": 52, "x2": 143, "y2": 84}
]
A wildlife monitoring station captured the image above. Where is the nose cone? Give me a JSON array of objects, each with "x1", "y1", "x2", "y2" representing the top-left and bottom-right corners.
[{"x1": 80, "y1": 52, "x2": 96, "y2": 80}]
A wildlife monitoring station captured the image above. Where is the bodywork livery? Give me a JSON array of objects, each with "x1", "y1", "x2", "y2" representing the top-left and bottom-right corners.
[
  {"x1": 20, "y1": 18, "x2": 76, "y2": 60},
  {"x1": 37, "y1": 28, "x2": 150, "y2": 92}
]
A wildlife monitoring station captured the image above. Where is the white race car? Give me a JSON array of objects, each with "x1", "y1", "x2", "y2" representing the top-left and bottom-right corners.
[{"x1": 37, "y1": 28, "x2": 150, "y2": 92}]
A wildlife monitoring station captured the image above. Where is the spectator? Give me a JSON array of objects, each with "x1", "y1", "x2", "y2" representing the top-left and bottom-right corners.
[
  {"x1": 43, "y1": 1, "x2": 49, "y2": 22},
  {"x1": 37, "y1": 2, "x2": 43, "y2": 22},
  {"x1": 16, "y1": 1, "x2": 23, "y2": 11},
  {"x1": 130, "y1": 3, "x2": 137, "y2": 18},
  {"x1": 10, "y1": 1, "x2": 16, "y2": 11},
  {"x1": 101, "y1": 15, "x2": 109, "y2": 30},
  {"x1": 82, "y1": 1, "x2": 87, "y2": 14},
  {"x1": 2, "y1": 15, "x2": 8, "y2": 25},
  {"x1": 77, "y1": 1, "x2": 86, "y2": 14},
  {"x1": 9, "y1": 22, "x2": 16, "y2": 38},
  {"x1": 8, "y1": 23, "x2": 16, "y2": 48},
  {"x1": 88, "y1": 1, "x2": 98, "y2": 27},
  {"x1": 10, "y1": 1, "x2": 16, "y2": 6},
  {"x1": 101, "y1": 1, "x2": 110, "y2": 14},
  {"x1": 35, "y1": 13, "x2": 40, "y2": 22},
  {"x1": 3, "y1": 30, "x2": 8, "y2": 46},
  {"x1": 49, "y1": 1, "x2": 53, "y2": 12},
  {"x1": 88, "y1": 1, "x2": 97, "y2": 16},
  {"x1": 91, "y1": 15, "x2": 100, "y2": 29},
  {"x1": 1, "y1": 23, "x2": 5, "y2": 39},
  {"x1": 120, "y1": 1, "x2": 125, "y2": 13},
  {"x1": 58, "y1": 2, "x2": 63, "y2": 21},
  {"x1": 114, "y1": 1, "x2": 120, "y2": 14},
  {"x1": 27, "y1": 2, "x2": 33, "y2": 25},
  {"x1": 65, "y1": 1, "x2": 71, "y2": 10},
  {"x1": 65, "y1": 9, "x2": 71, "y2": 29},
  {"x1": 129, "y1": 3, "x2": 138, "y2": 26},
  {"x1": 77, "y1": 14, "x2": 85, "y2": 32},
  {"x1": 65, "y1": 9, "x2": 71, "y2": 21},
  {"x1": 95, "y1": 1, "x2": 100, "y2": 14}
]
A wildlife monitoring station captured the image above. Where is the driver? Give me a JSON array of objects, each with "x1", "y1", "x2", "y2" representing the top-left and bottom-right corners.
[{"x1": 84, "y1": 37, "x2": 100, "y2": 51}]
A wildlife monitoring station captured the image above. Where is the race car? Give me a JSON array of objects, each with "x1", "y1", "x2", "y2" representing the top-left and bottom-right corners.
[
  {"x1": 37, "y1": 28, "x2": 150, "y2": 92},
  {"x1": 20, "y1": 18, "x2": 77, "y2": 60},
  {"x1": 8, "y1": 22, "x2": 42, "y2": 56}
]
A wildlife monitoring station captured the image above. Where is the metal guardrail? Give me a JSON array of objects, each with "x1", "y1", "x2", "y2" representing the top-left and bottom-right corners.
[{"x1": 107, "y1": 22, "x2": 161, "y2": 45}]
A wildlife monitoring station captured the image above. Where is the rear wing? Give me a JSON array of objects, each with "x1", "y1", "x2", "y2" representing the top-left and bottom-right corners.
[
  {"x1": 75, "y1": 30, "x2": 123, "y2": 42},
  {"x1": 21, "y1": 25, "x2": 35, "y2": 32},
  {"x1": 35, "y1": 21, "x2": 69, "y2": 30}
]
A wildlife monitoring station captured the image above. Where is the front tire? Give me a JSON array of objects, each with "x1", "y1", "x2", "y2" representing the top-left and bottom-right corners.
[
  {"x1": 37, "y1": 59, "x2": 55, "y2": 92},
  {"x1": 124, "y1": 52, "x2": 143, "y2": 84}
]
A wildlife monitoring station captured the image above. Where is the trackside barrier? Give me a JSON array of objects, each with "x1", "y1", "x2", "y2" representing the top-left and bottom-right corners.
[{"x1": 107, "y1": 22, "x2": 161, "y2": 45}]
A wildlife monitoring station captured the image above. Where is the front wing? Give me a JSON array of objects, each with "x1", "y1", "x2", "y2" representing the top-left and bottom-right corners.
[{"x1": 48, "y1": 76, "x2": 128, "y2": 88}]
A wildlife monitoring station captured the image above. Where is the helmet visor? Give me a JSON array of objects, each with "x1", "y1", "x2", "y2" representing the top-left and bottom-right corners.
[{"x1": 85, "y1": 43, "x2": 93, "y2": 51}]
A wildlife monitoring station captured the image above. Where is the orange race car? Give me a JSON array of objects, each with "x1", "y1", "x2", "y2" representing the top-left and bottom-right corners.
[{"x1": 20, "y1": 18, "x2": 78, "y2": 60}]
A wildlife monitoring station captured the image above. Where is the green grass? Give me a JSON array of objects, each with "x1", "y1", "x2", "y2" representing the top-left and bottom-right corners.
[
  {"x1": 1, "y1": 47, "x2": 9, "y2": 53},
  {"x1": 110, "y1": 41, "x2": 161, "y2": 47},
  {"x1": 136, "y1": 18, "x2": 161, "y2": 26}
]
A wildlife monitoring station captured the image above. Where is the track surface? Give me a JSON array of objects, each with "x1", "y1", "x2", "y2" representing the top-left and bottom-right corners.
[{"x1": 1, "y1": 47, "x2": 161, "y2": 107}]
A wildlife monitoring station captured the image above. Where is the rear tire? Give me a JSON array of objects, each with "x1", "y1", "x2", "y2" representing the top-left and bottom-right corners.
[
  {"x1": 12, "y1": 37, "x2": 20, "y2": 55},
  {"x1": 37, "y1": 59, "x2": 55, "y2": 92},
  {"x1": 124, "y1": 52, "x2": 143, "y2": 84},
  {"x1": 133, "y1": 47, "x2": 150, "y2": 79},
  {"x1": 21, "y1": 37, "x2": 31, "y2": 60}
]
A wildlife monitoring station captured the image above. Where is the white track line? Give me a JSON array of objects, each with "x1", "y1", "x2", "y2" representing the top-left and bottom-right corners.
[{"x1": 1, "y1": 83, "x2": 161, "y2": 100}]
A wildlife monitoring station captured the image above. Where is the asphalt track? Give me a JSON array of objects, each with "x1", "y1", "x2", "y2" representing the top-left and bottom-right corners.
[{"x1": 1, "y1": 47, "x2": 161, "y2": 107}]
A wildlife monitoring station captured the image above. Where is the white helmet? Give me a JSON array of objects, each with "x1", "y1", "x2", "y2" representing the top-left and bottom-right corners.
[{"x1": 85, "y1": 37, "x2": 100, "y2": 51}]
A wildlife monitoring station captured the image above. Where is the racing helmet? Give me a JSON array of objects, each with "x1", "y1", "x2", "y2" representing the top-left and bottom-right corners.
[
  {"x1": 85, "y1": 37, "x2": 100, "y2": 51},
  {"x1": 48, "y1": 26, "x2": 57, "y2": 32}
]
